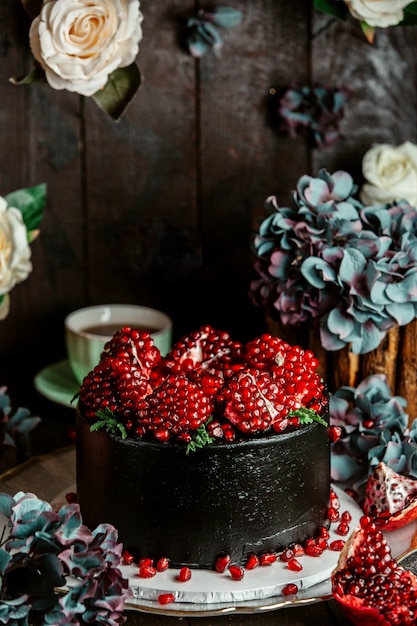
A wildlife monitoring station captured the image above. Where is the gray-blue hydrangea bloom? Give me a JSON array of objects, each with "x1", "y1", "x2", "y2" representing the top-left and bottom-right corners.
[{"x1": 250, "y1": 169, "x2": 417, "y2": 354}]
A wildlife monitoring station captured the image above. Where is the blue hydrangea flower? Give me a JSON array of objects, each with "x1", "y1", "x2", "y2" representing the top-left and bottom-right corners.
[{"x1": 250, "y1": 169, "x2": 417, "y2": 354}]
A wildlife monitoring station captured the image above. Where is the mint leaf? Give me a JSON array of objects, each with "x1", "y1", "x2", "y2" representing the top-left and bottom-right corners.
[
  {"x1": 186, "y1": 422, "x2": 214, "y2": 454},
  {"x1": 90, "y1": 409, "x2": 127, "y2": 439},
  {"x1": 289, "y1": 407, "x2": 327, "y2": 427}
]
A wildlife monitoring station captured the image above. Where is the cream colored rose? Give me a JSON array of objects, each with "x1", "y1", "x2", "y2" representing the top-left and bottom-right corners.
[
  {"x1": 360, "y1": 142, "x2": 417, "y2": 206},
  {"x1": 29, "y1": 0, "x2": 144, "y2": 97},
  {"x1": 344, "y1": 0, "x2": 411, "y2": 27},
  {"x1": 0, "y1": 197, "x2": 32, "y2": 298}
]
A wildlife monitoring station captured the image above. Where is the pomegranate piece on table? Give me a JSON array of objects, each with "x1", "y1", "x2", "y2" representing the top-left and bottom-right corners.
[{"x1": 332, "y1": 515, "x2": 417, "y2": 625}]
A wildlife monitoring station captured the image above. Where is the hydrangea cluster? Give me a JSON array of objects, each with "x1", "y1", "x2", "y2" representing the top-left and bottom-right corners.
[
  {"x1": 0, "y1": 491, "x2": 132, "y2": 626},
  {"x1": 276, "y1": 85, "x2": 351, "y2": 149},
  {"x1": 0, "y1": 386, "x2": 41, "y2": 468},
  {"x1": 250, "y1": 169, "x2": 417, "y2": 354},
  {"x1": 330, "y1": 374, "x2": 417, "y2": 499},
  {"x1": 183, "y1": 6, "x2": 243, "y2": 57}
]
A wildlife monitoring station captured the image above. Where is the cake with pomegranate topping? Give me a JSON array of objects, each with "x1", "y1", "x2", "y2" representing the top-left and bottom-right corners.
[{"x1": 76, "y1": 325, "x2": 330, "y2": 570}]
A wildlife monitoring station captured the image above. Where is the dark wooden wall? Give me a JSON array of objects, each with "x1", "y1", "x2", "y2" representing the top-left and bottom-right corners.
[{"x1": 1, "y1": 0, "x2": 416, "y2": 428}]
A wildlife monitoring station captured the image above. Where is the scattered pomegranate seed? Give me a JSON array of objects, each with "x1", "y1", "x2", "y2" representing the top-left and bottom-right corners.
[
  {"x1": 304, "y1": 544, "x2": 323, "y2": 557},
  {"x1": 215, "y1": 554, "x2": 231, "y2": 573},
  {"x1": 259, "y1": 553, "x2": 277, "y2": 566},
  {"x1": 138, "y1": 557, "x2": 153, "y2": 567},
  {"x1": 327, "y1": 506, "x2": 340, "y2": 522},
  {"x1": 279, "y1": 548, "x2": 294, "y2": 562},
  {"x1": 122, "y1": 550, "x2": 134, "y2": 565},
  {"x1": 66, "y1": 429, "x2": 76, "y2": 442},
  {"x1": 335, "y1": 521, "x2": 350, "y2": 536},
  {"x1": 287, "y1": 558, "x2": 303, "y2": 572},
  {"x1": 290, "y1": 543, "x2": 305, "y2": 557},
  {"x1": 330, "y1": 489, "x2": 340, "y2": 509},
  {"x1": 229, "y1": 564, "x2": 245, "y2": 581},
  {"x1": 65, "y1": 492, "x2": 77, "y2": 503},
  {"x1": 138, "y1": 564, "x2": 156, "y2": 578},
  {"x1": 318, "y1": 526, "x2": 330, "y2": 539},
  {"x1": 177, "y1": 567, "x2": 192, "y2": 582},
  {"x1": 328, "y1": 425, "x2": 342, "y2": 442},
  {"x1": 156, "y1": 557, "x2": 170, "y2": 572},
  {"x1": 282, "y1": 583, "x2": 298, "y2": 596},
  {"x1": 158, "y1": 593, "x2": 175, "y2": 605},
  {"x1": 329, "y1": 539, "x2": 345, "y2": 551},
  {"x1": 341, "y1": 510, "x2": 352, "y2": 523},
  {"x1": 245, "y1": 554, "x2": 259, "y2": 569}
]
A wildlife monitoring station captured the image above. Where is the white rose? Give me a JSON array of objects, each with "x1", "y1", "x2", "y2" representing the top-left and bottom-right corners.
[
  {"x1": 0, "y1": 197, "x2": 32, "y2": 297},
  {"x1": 360, "y1": 142, "x2": 417, "y2": 206},
  {"x1": 29, "y1": 0, "x2": 144, "y2": 97},
  {"x1": 344, "y1": 0, "x2": 411, "y2": 27}
]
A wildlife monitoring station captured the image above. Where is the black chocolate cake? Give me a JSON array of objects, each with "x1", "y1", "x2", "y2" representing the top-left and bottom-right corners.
[{"x1": 76, "y1": 325, "x2": 330, "y2": 570}]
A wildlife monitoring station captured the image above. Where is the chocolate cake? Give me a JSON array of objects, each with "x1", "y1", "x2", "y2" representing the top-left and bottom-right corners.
[{"x1": 76, "y1": 325, "x2": 330, "y2": 570}]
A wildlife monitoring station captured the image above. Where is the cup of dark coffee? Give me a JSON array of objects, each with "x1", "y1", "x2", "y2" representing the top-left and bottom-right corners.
[{"x1": 65, "y1": 304, "x2": 173, "y2": 384}]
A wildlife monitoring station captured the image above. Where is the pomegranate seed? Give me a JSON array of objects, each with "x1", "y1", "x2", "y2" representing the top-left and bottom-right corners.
[
  {"x1": 177, "y1": 567, "x2": 192, "y2": 582},
  {"x1": 65, "y1": 492, "x2": 77, "y2": 503},
  {"x1": 259, "y1": 553, "x2": 277, "y2": 566},
  {"x1": 290, "y1": 543, "x2": 305, "y2": 557},
  {"x1": 138, "y1": 557, "x2": 153, "y2": 567},
  {"x1": 328, "y1": 425, "x2": 342, "y2": 442},
  {"x1": 327, "y1": 506, "x2": 340, "y2": 522},
  {"x1": 156, "y1": 557, "x2": 170, "y2": 572},
  {"x1": 329, "y1": 540, "x2": 345, "y2": 551},
  {"x1": 215, "y1": 554, "x2": 231, "y2": 573},
  {"x1": 336, "y1": 522, "x2": 350, "y2": 536},
  {"x1": 304, "y1": 544, "x2": 323, "y2": 557},
  {"x1": 229, "y1": 564, "x2": 245, "y2": 580},
  {"x1": 122, "y1": 550, "x2": 134, "y2": 565},
  {"x1": 330, "y1": 489, "x2": 340, "y2": 509},
  {"x1": 287, "y1": 558, "x2": 303, "y2": 572},
  {"x1": 158, "y1": 593, "x2": 175, "y2": 605},
  {"x1": 280, "y1": 548, "x2": 294, "y2": 562},
  {"x1": 245, "y1": 554, "x2": 259, "y2": 569},
  {"x1": 341, "y1": 510, "x2": 352, "y2": 523},
  {"x1": 282, "y1": 583, "x2": 298, "y2": 596},
  {"x1": 318, "y1": 526, "x2": 330, "y2": 539},
  {"x1": 138, "y1": 564, "x2": 156, "y2": 578}
]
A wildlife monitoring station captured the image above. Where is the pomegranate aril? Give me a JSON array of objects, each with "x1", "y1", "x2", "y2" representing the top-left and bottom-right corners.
[
  {"x1": 177, "y1": 567, "x2": 192, "y2": 582},
  {"x1": 336, "y1": 522, "x2": 350, "y2": 536},
  {"x1": 215, "y1": 554, "x2": 231, "y2": 573},
  {"x1": 245, "y1": 554, "x2": 259, "y2": 569},
  {"x1": 158, "y1": 593, "x2": 175, "y2": 605},
  {"x1": 280, "y1": 548, "x2": 294, "y2": 562},
  {"x1": 156, "y1": 557, "x2": 170, "y2": 572},
  {"x1": 259, "y1": 553, "x2": 277, "y2": 566},
  {"x1": 329, "y1": 540, "x2": 345, "y2": 551},
  {"x1": 327, "y1": 507, "x2": 340, "y2": 522},
  {"x1": 282, "y1": 583, "x2": 299, "y2": 596},
  {"x1": 229, "y1": 564, "x2": 245, "y2": 580},
  {"x1": 122, "y1": 549, "x2": 134, "y2": 565},
  {"x1": 138, "y1": 564, "x2": 156, "y2": 578},
  {"x1": 287, "y1": 558, "x2": 303, "y2": 572}
]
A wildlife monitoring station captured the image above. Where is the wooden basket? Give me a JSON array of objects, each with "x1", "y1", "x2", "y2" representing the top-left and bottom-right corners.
[{"x1": 266, "y1": 316, "x2": 417, "y2": 427}]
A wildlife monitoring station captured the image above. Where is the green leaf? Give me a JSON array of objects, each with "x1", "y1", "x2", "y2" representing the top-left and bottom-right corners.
[
  {"x1": 313, "y1": 0, "x2": 348, "y2": 20},
  {"x1": 9, "y1": 64, "x2": 47, "y2": 86},
  {"x1": 92, "y1": 63, "x2": 142, "y2": 122},
  {"x1": 289, "y1": 407, "x2": 327, "y2": 427},
  {"x1": 90, "y1": 409, "x2": 127, "y2": 439},
  {"x1": 401, "y1": 2, "x2": 417, "y2": 25},
  {"x1": 5, "y1": 183, "x2": 46, "y2": 236},
  {"x1": 186, "y1": 421, "x2": 214, "y2": 454}
]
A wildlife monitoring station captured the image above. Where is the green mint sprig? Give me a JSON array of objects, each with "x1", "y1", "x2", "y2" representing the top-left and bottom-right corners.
[
  {"x1": 289, "y1": 407, "x2": 327, "y2": 427},
  {"x1": 186, "y1": 421, "x2": 214, "y2": 454},
  {"x1": 90, "y1": 409, "x2": 127, "y2": 439}
]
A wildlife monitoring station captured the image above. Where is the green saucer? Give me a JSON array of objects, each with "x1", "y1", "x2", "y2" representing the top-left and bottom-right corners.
[{"x1": 34, "y1": 360, "x2": 80, "y2": 408}]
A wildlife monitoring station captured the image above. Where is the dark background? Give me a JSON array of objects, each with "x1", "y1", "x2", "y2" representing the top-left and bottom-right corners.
[{"x1": 1, "y1": 0, "x2": 416, "y2": 451}]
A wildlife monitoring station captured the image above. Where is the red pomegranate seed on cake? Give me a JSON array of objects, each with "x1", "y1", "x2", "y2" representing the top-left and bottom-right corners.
[
  {"x1": 138, "y1": 564, "x2": 157, "y2": 578},
  {"x1": 259, "y1": 553, "x2": 277, "y2": 566},
  {"x1": 156, "y1": 557, "x2": 170, "y2": 572},
  {"x1": 229, "y1": 565, "x2": 245, "y2": 581},
  {"x1": 215, "y1": 554, "x2": 231, "y2": 573},
  {"x1": 328, "y1": 425, "x2": 342, "y2": 442},
  {"x1": 336, "y1": 522, "x2": 350, "y2": 536},
  {"x1": 245, "y1": 554, "x2": 259, "y2": 570},
  {"x1": 282, "y1": 583, "x2": 298, "y2": 596},
  {"x1": 279, "y1": 548, "x2": 294, "y2": 562},
  {"x1": 287, "y1": 558, "x2": 303, "y2": 572},
  {"x1": 327, "y1": 506, "x2": 340, "y2": 523},
  {"x1": 177, "y1": 567, "x2": 192, "y2": 582},
  {"x1": 158, "y1": 593, "x2": 175, "y2": 605},
  {"x1": 329, "y1": 540, "x2": 345, "y2": 551},
  {"x1": 122, "y1": 550, "x2": 134, "y2": 565}
]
